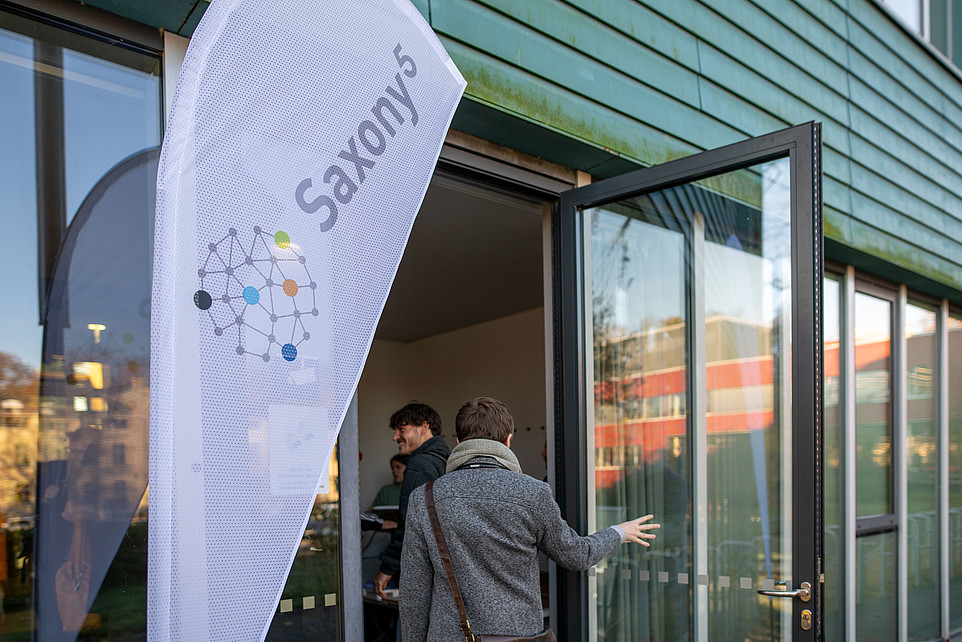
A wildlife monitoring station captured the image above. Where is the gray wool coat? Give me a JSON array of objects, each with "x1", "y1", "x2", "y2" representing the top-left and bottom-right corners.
[{"x1": 400, "y1": 457, "x2": 622, "y2": 641}]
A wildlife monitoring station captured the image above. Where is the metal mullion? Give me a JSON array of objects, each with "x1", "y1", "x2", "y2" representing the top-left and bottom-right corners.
[
  {"x1": 939, "y1": 301, "x2": 950, "y2": 639},
  {"x1": 692, "y1": 211, "x2": 708, "y2": 642},
  {"x1": 897, "y1": 285, "x2": 908, "y2": 642},
  {"x1": 339, "y1": 395, "x2": 362, "y2": 642},
  {"x1": 554, "y1": 193, "x2": 589, "y2": 642},
  {"x1": 844, "y1": 265, "x2": 857, "y2": 642},
  {"x1": 582, "y1": 209, "x2": 598, "y2": 642}
]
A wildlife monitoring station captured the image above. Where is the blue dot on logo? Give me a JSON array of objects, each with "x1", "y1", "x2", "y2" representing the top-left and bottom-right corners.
[
  {"x1": 281, "y1": 343, "x2": 297, "y2": 362},
  {"x1": 242, "y1": 286, "x2": 260, "y2": 305}
]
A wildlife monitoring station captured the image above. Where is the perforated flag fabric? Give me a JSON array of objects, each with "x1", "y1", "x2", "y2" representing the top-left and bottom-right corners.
[{"x1": 148, "y1": 0, "x2": 465, "y2": 639}]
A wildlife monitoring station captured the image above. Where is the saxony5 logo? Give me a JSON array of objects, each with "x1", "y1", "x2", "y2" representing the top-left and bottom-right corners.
[{"x1": 193, "y1": 226, "x2": 317, "y2": 362}]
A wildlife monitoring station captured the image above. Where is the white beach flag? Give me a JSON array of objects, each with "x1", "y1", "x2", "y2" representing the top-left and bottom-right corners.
[{"x1": 148, "y1": 0, "x2": 464, "y2": 639}]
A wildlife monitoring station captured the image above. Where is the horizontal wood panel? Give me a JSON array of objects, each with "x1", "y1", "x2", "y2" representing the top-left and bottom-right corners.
[{"x1": 430, "y1": 0, "x2": 962, "y2": 290}]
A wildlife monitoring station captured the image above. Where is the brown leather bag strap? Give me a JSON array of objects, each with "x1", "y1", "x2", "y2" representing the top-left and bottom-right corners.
[{"x1": 424, "y1": 480, "x2": 476, "y2": 642}]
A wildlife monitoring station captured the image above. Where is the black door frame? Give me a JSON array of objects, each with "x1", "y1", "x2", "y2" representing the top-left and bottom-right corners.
[{"x1": 552, "y1": 122, "x2": 823, "y2": 641}]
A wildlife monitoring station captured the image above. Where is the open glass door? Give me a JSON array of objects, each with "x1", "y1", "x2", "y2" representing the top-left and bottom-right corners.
[{"x1": 553, "y1": 123, "x2": 822, "y2": 641}]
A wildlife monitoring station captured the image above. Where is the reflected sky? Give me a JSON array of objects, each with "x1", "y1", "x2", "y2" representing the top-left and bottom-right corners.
[
  {"x1": 589, "y1": 158, "x2": 791, "y2": 336},
  {"x1": 0, "y1": 24, "x2": 161, "y2": 367}
]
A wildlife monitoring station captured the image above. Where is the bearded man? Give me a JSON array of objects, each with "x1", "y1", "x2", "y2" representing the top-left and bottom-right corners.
[{"x1": 372, "y1": 401, "x2": 450, "y2": 598}]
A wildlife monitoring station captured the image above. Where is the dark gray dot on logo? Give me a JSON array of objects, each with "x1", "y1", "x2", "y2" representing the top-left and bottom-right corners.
[
  {"x1": 266, "y1": 279, "x2": 274, "y2": 287},
  {"x1": 235, "y1": 346, "x2": 244, "y2": 355},
  {"x1": 262, "y1": 353, "x2": 270, "y2": 362},
  {"x1": 198, "y1": 269, "x2": 206, "y2": 278},
  {"x1": 245, "y1": 257, "x2": 253, "y2": 266},
  {"x1": 310, "y1": 282, "x2": 317, "y2": 289},
  {"x1": 225, "y1": 267, "x2": 233, "y2": 276},
  {"x1": 193, "y1": 290, "x2": 212, "y2": 310},
  {"x1": 303, "y1": 332, "x2": 310, "y2": 340},
  {"x1": 214, "y1": 327, "x2": 223, "y2": 336},
  {"x1": 228, "y1": 228, "x2": 237, "y2": 236},
  {"x1": 208, "y1": 243, "x2": 217, "y2": 251},
  {"x1": 299, "y1": 256, "x2": 306, "y2": 264},
  {"x1": 222, "y1": 294, "x2": 230, "y2": 303},
  {"x1": 253, "y1": 225, "x2": 261, "y2": 234},
  {"x1": 268, "y1": 335, "x2": 276, "y2": 343},
  {"x1": 312, "y1": 308, "x2": 318, "y2": 316},
  {"x1": 270, "y1": 314, "x2": 278, "y2": 322},
  {"x1": 235, "y1": 316, "x2": 243, "y2": 325}
]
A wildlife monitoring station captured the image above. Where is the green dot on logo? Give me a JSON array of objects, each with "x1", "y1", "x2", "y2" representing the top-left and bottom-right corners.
[{"x1": 275, "y1": 231, "x2": 290, "y2": 249}]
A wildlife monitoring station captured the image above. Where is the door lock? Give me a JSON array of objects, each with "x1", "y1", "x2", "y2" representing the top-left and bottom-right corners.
[
  {"x1": 757, "y1": 581, "x2": 812, "y2": 602},
  {"x1": 800, "y1": 609, "x2": 812, "y2": 631}
]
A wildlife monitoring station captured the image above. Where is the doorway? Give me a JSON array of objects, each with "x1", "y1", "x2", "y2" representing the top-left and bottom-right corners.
[{"x1": 354, "y1": 170, "x2": 552, "y2": 639}]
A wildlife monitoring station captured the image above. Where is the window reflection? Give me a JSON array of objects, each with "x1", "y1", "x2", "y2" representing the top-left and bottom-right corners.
[
  {"x1": 0, "y1": 10, "x2": 160, "y2": 639},
  {"x1": 949, "y1": 314, "x2": 962, "y2": 632},
  {"x1": 590, "y1": 201, "x2": 690, "y2": 642},
  {"x1": 856, "y1": 532, "x2": 897, "y2": 642},
  {"x1": 823, "y1": 276, "x2": 843, "y2": 642},
  {"x1": 587, "y1": 158, "x2": 792, "y2": 641},
  {"x1": 854, "y1": 292, "x2": 893, "y2": 518},
  {"x1": 905, "y1": 303, "x2": 938, "y2": 641}
]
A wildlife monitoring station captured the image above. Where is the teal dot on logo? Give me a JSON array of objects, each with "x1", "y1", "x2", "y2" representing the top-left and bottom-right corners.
[{"x1": 243, "y1": 286, "x2": 260, "y2": 305}]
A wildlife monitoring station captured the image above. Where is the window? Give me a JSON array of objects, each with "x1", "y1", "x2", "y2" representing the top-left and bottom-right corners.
[
  {"x1": 877, "y1": 0, "x2": 962, "y2": 70},
  {"x1": 883, "y1": 0, "x2": 923, "y2": 33},
  {"x1": 905, "y1": 302, "x2": 938, "y2": 640},
  {"x1": 0, "y1": 6, "x2": 161, "y2": 638}
]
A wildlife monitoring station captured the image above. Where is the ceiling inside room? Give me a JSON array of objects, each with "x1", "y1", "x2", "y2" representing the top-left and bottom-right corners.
[{"x1": 375, "y1": 174, "x2": 545, "y2": 343}]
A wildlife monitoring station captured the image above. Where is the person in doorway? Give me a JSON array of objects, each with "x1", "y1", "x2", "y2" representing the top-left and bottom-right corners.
[
  {"x1": 372, "y1": 402, "x2": 450, "y2": 598},
  {"x1": 373, "y1": 454, "x2": 409, "y2": 508},
  {"x1": 360, "y1": 454, "x2": 409, "y2": 532},
  {"x1": 400, "y1": 397, "x2": 660, "y2": 641}
]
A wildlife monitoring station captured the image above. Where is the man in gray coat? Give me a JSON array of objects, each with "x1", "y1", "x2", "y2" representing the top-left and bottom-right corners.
[{"x1": 400, "y1": 397, "x2": 659, "y2": 641}]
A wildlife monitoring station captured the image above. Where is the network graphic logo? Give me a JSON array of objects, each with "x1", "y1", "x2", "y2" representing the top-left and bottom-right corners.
[{"x1": 193, "y1": 226, "x2": 317, "y2": 362}]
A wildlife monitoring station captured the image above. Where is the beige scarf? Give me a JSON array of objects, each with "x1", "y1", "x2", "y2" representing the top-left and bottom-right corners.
[{"x1": 445, "y1": 438, "x2": 522, "y2": 474}]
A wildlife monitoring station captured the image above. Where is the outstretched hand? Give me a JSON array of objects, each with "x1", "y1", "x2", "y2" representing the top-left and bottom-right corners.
[{"x1": 617, "y1": 514, "x2": 660, "y2": 547}]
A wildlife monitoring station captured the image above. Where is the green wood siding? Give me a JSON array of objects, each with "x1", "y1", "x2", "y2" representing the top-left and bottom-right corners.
[
  {"x1": 428, "y1": 0, "x2": 962, "y2": 297},
  {"x1": 75, "y1": 0, "x2": 962, "y2": 297}
]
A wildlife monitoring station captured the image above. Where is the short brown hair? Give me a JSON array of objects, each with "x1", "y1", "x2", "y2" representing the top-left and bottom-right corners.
[{"x1": 455, "y1": 397, "x2": 514, "y2": 443}]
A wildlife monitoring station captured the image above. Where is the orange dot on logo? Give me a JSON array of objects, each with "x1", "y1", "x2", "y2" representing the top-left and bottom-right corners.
[{"x1": 282, "y1": 279, "x2": 299, "y2": 297}]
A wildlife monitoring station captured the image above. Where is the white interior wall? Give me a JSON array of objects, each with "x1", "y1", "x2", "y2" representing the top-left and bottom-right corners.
[{"x1": 356, "y1": 306, "x2": 547, "y2": 510}]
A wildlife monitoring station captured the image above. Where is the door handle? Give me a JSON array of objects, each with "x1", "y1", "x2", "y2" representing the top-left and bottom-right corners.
[{"x1": 757, "y1": 581, "x2": 811, "y2": 602}]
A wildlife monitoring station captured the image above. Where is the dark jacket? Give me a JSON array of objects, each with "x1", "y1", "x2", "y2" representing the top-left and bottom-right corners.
[
  {"x1": 401, "y1": 457, "x2": 622, "y2": 641},
  {"x1": 378, "y1": 435, "x2": 450, "y2": 576}
]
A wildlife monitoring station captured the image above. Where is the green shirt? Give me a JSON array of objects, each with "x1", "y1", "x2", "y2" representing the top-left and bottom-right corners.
[{"x1": 373, "y1": 482, "x2": 401, "y2": 507}]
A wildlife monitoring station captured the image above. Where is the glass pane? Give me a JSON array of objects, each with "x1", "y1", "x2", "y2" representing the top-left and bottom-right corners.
[
  {"x1": 854, "y1": 292, "x2": 893, "y2": 518},
  {"x1": 704, "y1": 159, "x2": 792, "y2": 641},
  {"x1": 884, "y1": 0, "x2": 922, "y2": 32},
  {"x1": 266, "y1": 446, "x2": 342, "y2": 640},
  {"x1": 856, "y1": 531, "x2": 897, "y2": 641},
  {"x1": 0, "y1": 9, "x2": 161, "y2": 638},
  {"x1": 588, "y1": 197, "x2": 690, "y2": 642},
  {"x1": 949, "y1": 314, "x2": 962, "y2": 632},
  {"x1": 905, "y1": 303, "x2": 939, "y2": 640},
  {"x1": 823, "y1": 276, "x2": 844, "y2": 641},
  {"x1": 586, "y1": 157, "x2": 792, "y2": 641},
  {"x1": 929, "y1": 0, "x2": 949, "y2": 54}
]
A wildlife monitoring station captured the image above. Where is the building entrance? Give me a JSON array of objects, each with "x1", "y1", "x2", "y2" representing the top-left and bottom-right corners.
[{"x1": 354, "y1": 171, "x2": 551, "y2": 640}]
